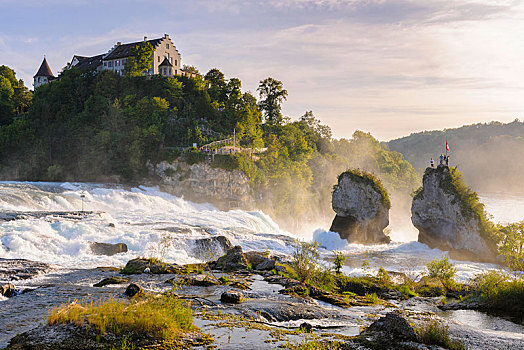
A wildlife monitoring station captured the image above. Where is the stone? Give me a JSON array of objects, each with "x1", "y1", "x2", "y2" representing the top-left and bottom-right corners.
[
  {"x1": 256, "y1": 258, "x2": 275, "y2": 271},
  {"x1": 411, "y1": 166, "x2": 497, "y2": 262},
  {"x1": 298, "y1": 322, "x2": 313, "y2": 333},
  {"x1": 121, "y1": 258, "x2": 183, "y2": 275},
  {"x1": 90, "y1": 242, "x2": 128, "y2": 256},
  {"x1": 244, "y1": 251, "x2": 275, "y2": 271},
  {"x1": 220, "y1": 290, "x2": 244, "y2": 304},
  {"x1": 0, "y1": 283, "x2": 16, "y2": 297},
  {"x1": 182, "y1": 274, "x2": 219, "y2": 287},
  {"x1": 210, "y1": 246, "x2": 248, "y2": 272},
  {"x1": 93, "y1": 276, "x2": 129, "y2": 287},
  {"x1": 330, "y1": 170, "x2": 391, "y2": 243},
  {"x1": 364, "y1": 312, "x2": 417, "y2": 341},
  {"x1": 193, "y1": 236, "x2": 233, "y2": 261},
  {"x1": 125, "y1": 283, "x2": 143, "y2": 297}
]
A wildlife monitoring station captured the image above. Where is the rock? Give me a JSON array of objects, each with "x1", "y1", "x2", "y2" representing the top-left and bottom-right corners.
[
  {"x1": 0, "y1": 258, "x2": 52, "y2": 281},
  {"x1": 244, "y1": 251, "x2": 275, "y2": 271},
  {"x1": 193, "y1": 236, "x2": 233, "y2": 261},
  {"x1": 93, "y1": 276, "x2": 129, "y2": 287},
  {"x1": 121, "y1": 258, "x2": 183, "y2": 274},
  {"x1": 411, "y1": 166, "x2": 497, "y2": 261},
  {"x1": 363, "y1": 312, "x2": 417, "y2": 341},
  {"x1": 90, "y1": 242, "x2": 128, "y2": 256},
  {"x1": 330, "y1": 170, "x2": 391, "y2": 243},
  {"x1": 298, "y1": 322, "x2": 313, "y2": 333},
  {"x1": 0, "y1": 283, "x2": 16, "y2": 297},
  {"x1": 210, "y1": 246, "x2": 249, "y2": 272},
  {"x1": 182, "y1": 274, "x2": 219, "y2": 287},
  {"x1": 124, "y1": 283, "x2": 143, "y2": 297},
  {"x1": 220, "y1": 290, "x2": 244, "y2": 304}
]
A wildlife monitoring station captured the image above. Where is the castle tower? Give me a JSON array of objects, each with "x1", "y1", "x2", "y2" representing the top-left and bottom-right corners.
[{"x1": 34, "y1": 57, "x2": 55, "y2": 88}]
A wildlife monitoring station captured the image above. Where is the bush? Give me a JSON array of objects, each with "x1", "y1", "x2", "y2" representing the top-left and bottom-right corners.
[
  {"x1": 497, "y1": 221, "x2": 524, "y2": 271},
  {"x1": 416, "y1": 319, "x2": 467, "y2": 350},
  {"x1": 292, "y1": 240, "x2": 321, "y2": 283},
  {"x1": 332, "y1": 251, "x2": 346, "y2": 275},
  {"x1": 471, "y1": 270, "x2": 524, "y2": 312},
  {"x1": 426, "y1": 256, "x2": 457, "y2": 289}
]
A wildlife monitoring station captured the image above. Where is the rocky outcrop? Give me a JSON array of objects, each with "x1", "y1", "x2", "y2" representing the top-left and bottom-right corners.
[
  {"x1": 411, "y1": 166, "x2": 497, "y2": 261},
  {"x1": 89, "y1": 242, "x2": 128, "y2": 256},
  {"x1": 330, "y1": 170, "x2": 391, "y2": 243},
  {"x1": 193, "y1": 236, "x2": 233, "y2": 261},
  {"x1": 220, "y1": 290, "x2": 244, "y2": 304},
  {"x1": 149, "y1": 160, "x2": 253, "y2": 209},
  {"x1": 209, "y1": 246, "x2": 248, "y2": 272},
  {"x1": 93, "y1": 276, "x2": 129, "y2": 287}
]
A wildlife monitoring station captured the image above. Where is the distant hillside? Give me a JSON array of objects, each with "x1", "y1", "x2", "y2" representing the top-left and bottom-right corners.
[{"x1": 387, "y1": 120, "x2": 524, "y2": 192}]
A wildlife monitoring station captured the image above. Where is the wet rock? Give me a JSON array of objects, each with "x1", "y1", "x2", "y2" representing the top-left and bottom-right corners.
[
  {"x1": 121, "y1": 258, "x2": 183, "y2": 275},
  {"x1": 193, "y1": 236, "x2": 233, "y2": 261},
  {"x1": 412, "y1": 166, "x2": 497, "y2": 262},
  {"x1": 182, "y1": 274, "x2": 219, "y2": 287},
  {"x1": 0, "y1": 283, "x2": 16, "y2": 297},
  {"x1": 125, "y1": 283, "x2": 143, "y2": 297},
  {"x1": 90, "y1": 242, "x2": 128, "y2": 256},
  {"x1": 330, "y1": 170, "x2": 391, "y2": 243},
  {"x1": 363, "y1": 312, "x2": 417, "y2": 341},
  {"x1": 221, "y1": 290, "x2": 244, "y2": 304},
  {"x1": 93, "y1": 276, "x2": 129, "y2": 287},
  {"x1": 0, "y1": 258, "x2": 52, "y2": 281},
  {"x1": 209, "y1": 246, "x2": 248, "y2": 272},
  {"x1": 298, "y1": 322, "x2": 313, "y2": 333},
  {"x1": 244, "y1": 251, "x2": 276, "y2": 271}
]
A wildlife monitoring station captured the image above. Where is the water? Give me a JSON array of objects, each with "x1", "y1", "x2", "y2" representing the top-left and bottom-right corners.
[{"x1": 1, "y1": 182, "x2": 523, "y2": 280}]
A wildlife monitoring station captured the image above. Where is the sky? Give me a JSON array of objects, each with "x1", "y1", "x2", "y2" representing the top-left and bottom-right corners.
[{"x1": 1, "y1": 0, "x2": 524, "y2": 141}]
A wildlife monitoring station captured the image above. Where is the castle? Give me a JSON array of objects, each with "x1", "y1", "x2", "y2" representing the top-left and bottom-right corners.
[{"x1": 34, "y1": 34, "x2": 195, "y2": 88}]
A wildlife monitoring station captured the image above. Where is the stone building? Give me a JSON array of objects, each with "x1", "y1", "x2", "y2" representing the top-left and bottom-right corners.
[{"x1": 35, "y1": 34, "x2": 196, "y2": 88}]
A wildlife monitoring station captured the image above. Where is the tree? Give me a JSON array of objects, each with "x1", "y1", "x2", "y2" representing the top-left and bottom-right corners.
[
  {"x1": 204, "y1": 68, "x2": 226, "y2": 103},
  {"x1": 257, "y1": 77, "x2": 287, "y2": 125},
  {"x1": 125, "y1": 42, "x2": 154, "y2": 77},
  {"x1": 0, "y1": 65, "x2": 32, "y2": 123}
]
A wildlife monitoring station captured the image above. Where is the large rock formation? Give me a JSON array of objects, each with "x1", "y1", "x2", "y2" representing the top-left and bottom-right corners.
[
  {"x1": 411, "y1": 166, "x2": 497, "y2": 262},
  {"x1": 330, "y1": 170, "x2": 391, "y2": 243},
  {"x1": 149, "y1": 160, "x2": 253, "y2": 210}
]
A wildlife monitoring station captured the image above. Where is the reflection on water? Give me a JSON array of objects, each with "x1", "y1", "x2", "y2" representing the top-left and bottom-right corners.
[{"x1": 440, "y1": 309, "x2": 524, "y2": 333}]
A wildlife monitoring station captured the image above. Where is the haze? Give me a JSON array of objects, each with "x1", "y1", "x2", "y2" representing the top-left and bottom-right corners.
[{"x1": 1, "y1": 0, "x2": 523, "y2": 140}]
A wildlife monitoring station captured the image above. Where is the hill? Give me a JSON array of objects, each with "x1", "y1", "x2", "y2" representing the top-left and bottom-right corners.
[{"x1": 387, "y1": 120, "x2": 524, "y2": 192}]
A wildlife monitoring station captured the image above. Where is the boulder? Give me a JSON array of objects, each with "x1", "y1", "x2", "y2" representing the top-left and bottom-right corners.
[
  {"x1": 210, "y1": 246, "x2": 249, "y2": 272},
  {"x1": 411, "y1": 166, "x2": 497, "y2": 261},
  {"x1": 330, "y1": 170, "x2": 391, "y2": 243},
  {"x1": 93, "y1": 276, "x2": 129, "y2": 287},
  {"x1": 90, "y1": 242, "x2": 128, "y2": 256},
  {"x1": 244, "y1": 251, "x2": 275, "y2": 271},
  {"x1": 220, "y1": 290, "x2": 244, "y2": 304},
  {"x1": 121, "y1": 258, "x2": 183, "y2": 274},
  {"x1": 182, "y1": 274, "x2": 219, "y2": 287},
  {"x1": 193, "y1": 236, "x2": 233, "y2": 261},
  {"x1": 125, "y1": 283, "x2": 143, "y2": 297},
  {"x1": 0, "y1": 283, "x2": 16, "y2": 297},
  {"x1": 363, "y1": 312, "x2": 417, "y2": 341}
]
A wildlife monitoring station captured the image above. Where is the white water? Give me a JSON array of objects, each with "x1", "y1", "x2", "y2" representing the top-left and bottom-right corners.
[{"x1": 1, "y1": 182, "x2": 523, "y2": 281}]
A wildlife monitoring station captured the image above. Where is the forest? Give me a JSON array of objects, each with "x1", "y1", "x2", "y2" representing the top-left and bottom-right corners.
[{"x1": 0, "y1": 63, "x2": 419, "y2": 228}]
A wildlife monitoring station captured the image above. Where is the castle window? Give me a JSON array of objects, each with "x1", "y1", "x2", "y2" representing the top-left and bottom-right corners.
[
  {"x1": 166, "y1": 43, "x2": 169, "y2": 49},
  {"x1": 108, "y1": 61, "x2": 113, "y2": 67},
  {"x1": 170, "y1": 57, "x2": 172, "y2": 64},
  {"x1": 175, "y1": 60, "x2": 177, "y2": 66},
  {"x1": 158, "y1": 56, "x2": 160, "y2": 62},
  {"x1": 104, "y1": 62, "x2": 107, "y2": 66},
  {"x1": 116, "y1": 60, "x2": 119, "y2": 66}
]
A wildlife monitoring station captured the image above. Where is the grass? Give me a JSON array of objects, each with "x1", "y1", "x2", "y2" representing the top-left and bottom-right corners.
[
  {"x1": 365, "y1": 292, "x2": 380, "y2": 304},
  {"x1": 335, "y1": 169, "x2": 391, "y2": 209},
  {"x1": 416, "y1": 319, "x2": 468, "y2": 350},
  {"x1": 48, "y1": 294, "x2": 196, "y2": 345}
]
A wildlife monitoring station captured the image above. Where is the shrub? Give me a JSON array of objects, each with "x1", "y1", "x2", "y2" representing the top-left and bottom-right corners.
[
  {"x1": 365, "y1": 292, "x2": 380, "y2": 304},
  {"x1": 471, "y1": 270, "x2": 524, "y2": 312},
  {"x1": 426, "y1": 256, "x2": 457, "y2": 289},
  {"x1": 292, "y1": 240, "x2": 321, "y2": 283},
  {"x1": 497, "y1": 221, "x2": 524, "y2": 271},
  {"x1": 416, "y1": 319, "x2": 467, "y2": 350},
  {"x1": 332, "y1": 251, "x2": 346, "y2": 275},
  {"x1": 398, "y1": 284, "x2": 418, "y2": 299},
  {"x1": 375, "y1": 267, "x2": 390, "y2": 288},
  {"x1": 48, "y1": 295, "x2": 195, "y2": 344}
]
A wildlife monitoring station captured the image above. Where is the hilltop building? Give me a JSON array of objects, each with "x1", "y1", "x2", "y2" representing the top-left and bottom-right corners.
[
  {"x1": 33, "y1": 57, "x2": 56, "y2": 88},
  {"x1": 34, "y1": 34, "x2": 196, "y2": 89}
]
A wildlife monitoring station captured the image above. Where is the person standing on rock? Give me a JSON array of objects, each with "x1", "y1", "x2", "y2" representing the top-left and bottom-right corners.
[
  {"x1": 430, "y1": 158, "x2": 434, "y2": 168},
  {"x1": 445, "y1": 155, "x2": 450, "y2": 166},
  {"x1": 439, "y1": 154, "x2": 444, "y2": 165}
]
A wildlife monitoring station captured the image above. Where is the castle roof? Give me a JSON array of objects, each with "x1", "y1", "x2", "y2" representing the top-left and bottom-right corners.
[
  {"x1": 159, "y1": 57, "x2": 173, "y2": 67},
  {"x1": 104, "y1": 37, "x2": 164, "y2": 60},
  {"x1": 34, "y1": 57, "x2": 54, "y2": 78},
  {"x1": 74, "y1": 54, "x2": 104, "y2": 71}
]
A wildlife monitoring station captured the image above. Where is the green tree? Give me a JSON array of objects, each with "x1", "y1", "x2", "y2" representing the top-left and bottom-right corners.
[
  {"x1": 0, "y1": 65, "x2": 32, "y2": 124},
  {"x1": 125, "y1": 42, "x2": 154, "y2": 77},
  {"x1": 257, "y1": 77, "x2": 288, "y2": 125},
  {"x1": 0, "y1": 76, "x2": 14, "y2": 123},
  {"x1": 497, "y1": 221, "x2": 524, "y2": 271}
]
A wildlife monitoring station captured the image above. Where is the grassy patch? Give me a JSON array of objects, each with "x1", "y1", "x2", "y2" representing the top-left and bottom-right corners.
[
  {"x1": 48, "y1": 294, "x2": 196, "y2": 345},
  {"x1": 416, "y1": 319, "x2": 468, "y2": 350},
  {"x1": 471, "y1": 270, "x2": 524, "y2": 313}
]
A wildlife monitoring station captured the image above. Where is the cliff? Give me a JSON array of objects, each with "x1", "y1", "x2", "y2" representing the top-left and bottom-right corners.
[
  {"x1": 411, "y1": 166, "x2": 498, "y2": 262},
  {"x1": 330, "y1": 170, "x2": 391, "y2": 243},
  {"x1": 149, "y1": 160, "x2": 253, "y2": 210}
]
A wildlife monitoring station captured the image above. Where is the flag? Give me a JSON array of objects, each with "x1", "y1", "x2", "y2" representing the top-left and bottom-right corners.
[{"x1": 446, "y1": 141, "x2": 450, "y2": 152}]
